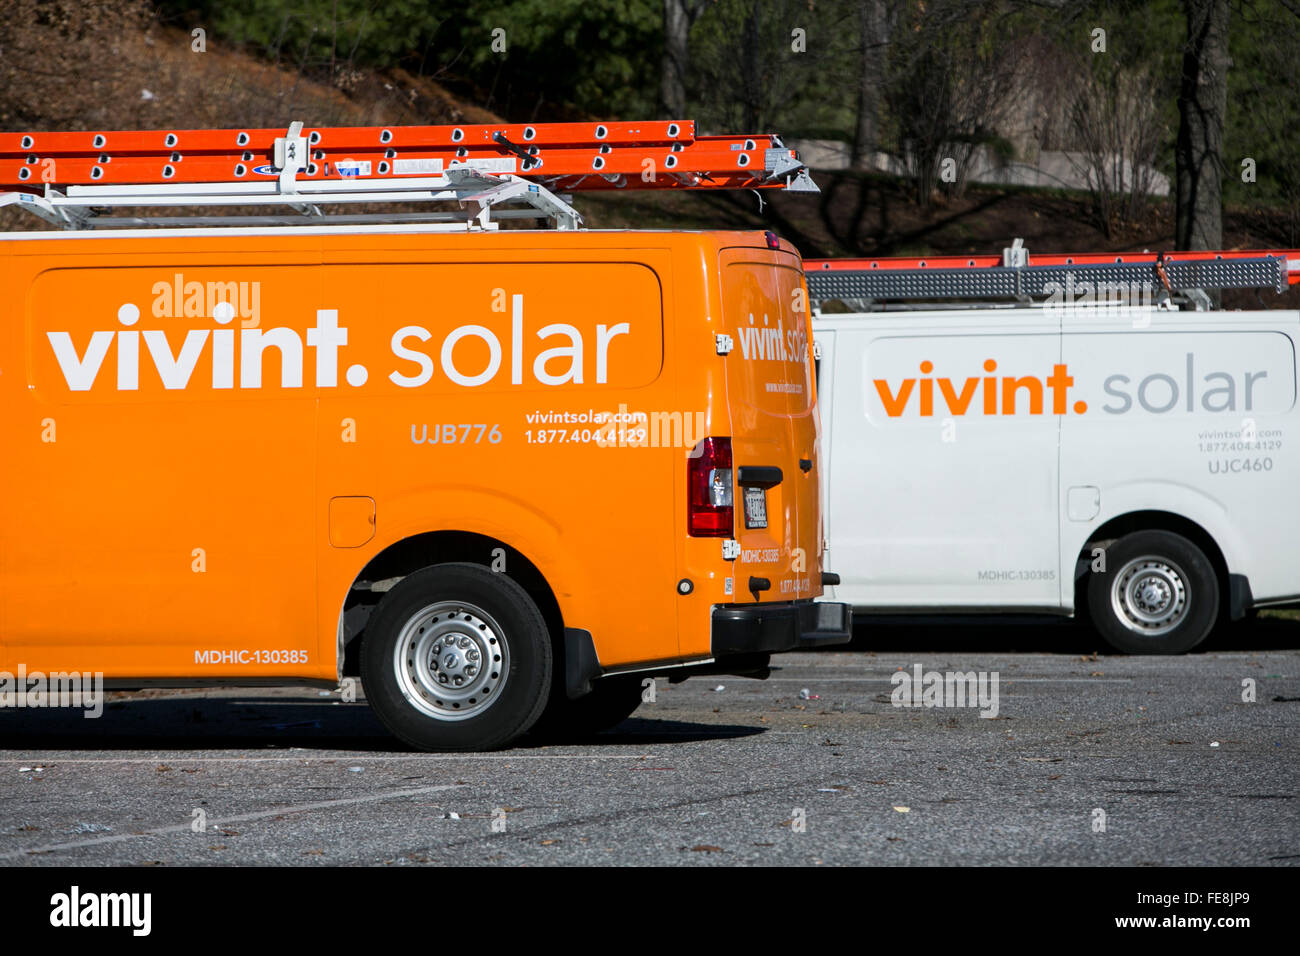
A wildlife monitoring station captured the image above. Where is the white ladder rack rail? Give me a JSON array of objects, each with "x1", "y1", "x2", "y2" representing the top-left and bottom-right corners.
[{"x1": 0, "y1": 166, "x2": 582, "y2": 231}]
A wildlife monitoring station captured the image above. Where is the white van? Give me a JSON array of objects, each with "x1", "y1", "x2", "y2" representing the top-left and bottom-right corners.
[{"x1": 812, "y1": 301, "x2": 1300, "y2": 653}]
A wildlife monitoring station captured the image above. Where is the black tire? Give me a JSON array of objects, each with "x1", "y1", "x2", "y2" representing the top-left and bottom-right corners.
[
  {"x1": 1085, "y1": 530, "x2": 1219, "y2": 654},
  {"x1": 360, "y1": 563, "x2": 552, "y2": 751},
  {"x1": 530, "y1": 674, "x2": 647, "y2": 741}
]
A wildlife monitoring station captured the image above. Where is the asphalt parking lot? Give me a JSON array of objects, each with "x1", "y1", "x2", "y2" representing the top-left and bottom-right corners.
[{"x1": 2, "y1": 617, "x2": 1297, "y2": 866}]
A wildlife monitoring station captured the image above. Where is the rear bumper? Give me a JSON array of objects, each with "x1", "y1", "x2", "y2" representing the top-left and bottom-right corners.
[{"x1": 711, "y1": 600, "x2": 853, "y2": 655}]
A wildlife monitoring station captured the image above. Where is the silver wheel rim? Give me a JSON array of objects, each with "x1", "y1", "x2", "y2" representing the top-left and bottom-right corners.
[
  {"x1": 392, "y1": 601, "x2": 509, "y2": 721},
  {"x1": 1110, "y1": 555, "x2": 1189, "y2": 637}
]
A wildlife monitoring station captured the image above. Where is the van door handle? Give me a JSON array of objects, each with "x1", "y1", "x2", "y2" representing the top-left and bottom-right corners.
[
  {"x1": 737, "y1": 466, "x2": 782, "y2": 488},
  {"x1": 799, "y1": 458, "x2": 812, "y2": 473}
]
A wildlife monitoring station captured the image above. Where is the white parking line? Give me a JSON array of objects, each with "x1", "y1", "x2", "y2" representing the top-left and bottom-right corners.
[
  {"x1": 1, "y1": 754, "x2": 661, "y2": 764},
  {"x1": 0, "y1": 783, "x2": 467, "y2": 859},
  {"x1": 760, "y1": 677, "x2": 1134, "y2": 682}
]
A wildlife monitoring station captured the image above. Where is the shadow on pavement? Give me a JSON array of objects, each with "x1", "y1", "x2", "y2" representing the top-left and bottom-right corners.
[
  {"x1": 0, "y1": 695, "x2": 399, "y2": 753},
  {"x1": 0, "y1": 696, "x2": 766, "y2": 752},
  {"x1": 522, "y1": 717, "x2": 765, "y2": 747},
  {"x1": 4, "y1": 614, "x2": 1295, "y2": 752},
  {"x1": 840, "y1": 611, "x2": 1300, "y2": 654}
]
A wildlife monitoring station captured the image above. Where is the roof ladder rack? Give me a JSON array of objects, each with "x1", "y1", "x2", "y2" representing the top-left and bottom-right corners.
[
  {"x1": 806, "y1": 241, "x2": 1300, "y2": 312},
  {"x1": 0, "y1": 119, "x2": 817, "y2": 231}
]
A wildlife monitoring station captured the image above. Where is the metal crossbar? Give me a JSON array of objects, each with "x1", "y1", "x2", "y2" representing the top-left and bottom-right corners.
[{"x1": 0, "y1": 168, "x2": 583, "y2": 231}]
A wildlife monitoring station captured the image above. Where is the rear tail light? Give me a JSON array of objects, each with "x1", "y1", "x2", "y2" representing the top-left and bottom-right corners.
[{"x1": 687, "y1": 436, "x2": 733, "y2": 537}]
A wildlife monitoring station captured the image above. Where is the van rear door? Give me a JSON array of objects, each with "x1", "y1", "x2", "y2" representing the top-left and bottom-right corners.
[{"x1": 719, "y1": 242, "x2": 820, "y2": 603}]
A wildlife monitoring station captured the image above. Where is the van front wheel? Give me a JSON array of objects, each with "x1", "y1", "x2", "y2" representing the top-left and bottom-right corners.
[
  {"x1": 360, "y1": 563, "x2": 552, "y2": 751},
  {"x1": 1086, "y1": 531, "x2": 1219, "y2": 655}
]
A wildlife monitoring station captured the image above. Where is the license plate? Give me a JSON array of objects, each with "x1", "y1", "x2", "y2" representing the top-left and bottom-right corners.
[{"x1": 743, "y1": 486, "x2": 767, "y2": 529}]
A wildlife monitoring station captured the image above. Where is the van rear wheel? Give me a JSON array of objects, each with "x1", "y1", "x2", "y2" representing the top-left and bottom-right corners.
[
  {"x1": 360, "y1": 563, "x2": 552, "y2": 751},
  {"x1": 1086, "y1": 531, "x2": 1219, "y2": 655}
]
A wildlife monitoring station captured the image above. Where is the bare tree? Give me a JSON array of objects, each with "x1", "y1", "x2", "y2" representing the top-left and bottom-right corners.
[
  {"x1": 883, "y1": 1, "x2": 1020, "y2": 206},
  {"x1": 851, "y1": 0, "x2": 891, "y2": 170},
  {"x1": 1067, "y1": 62, "x2": 1164, "y2": 237},
  {"x1": 662, "y1": 0, "x2": 709, "y2": 117},
  {"x1": 690, "y1": 0, "x2": 851, "y2": 135},
  {"x1": 1176, "y1": 0, "x2": 1230, "y2": 250},
  {"x1": 1231, "y1": 1, "x2": 1300, "y2": 245}
]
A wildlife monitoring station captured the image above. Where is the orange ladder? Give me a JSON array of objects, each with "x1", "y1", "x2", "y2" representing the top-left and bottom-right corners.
[
  {"x1": 0, "y1": 119, "x2": 814, "y2": 193},
  {"x1": 0, "y1": 119, "x2": 816, "y2": 231}
]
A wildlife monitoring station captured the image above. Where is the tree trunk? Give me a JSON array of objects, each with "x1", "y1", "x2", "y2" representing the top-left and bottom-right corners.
[
  {"x1": 1175, "y1": 0, "x2": 1230, "y2": 251},
  {"x1": 661, "y1": 0, "x2": 698, "y2": 118},
  {"x1": 741, "y1": 1, "x2": 762, "y2": 130},
  {"x1": 851, "y1": 0, "x2": 889, "y2": 171}
]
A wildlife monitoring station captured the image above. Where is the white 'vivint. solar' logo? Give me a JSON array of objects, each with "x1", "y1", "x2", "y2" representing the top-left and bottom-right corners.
[{"x1": 46, "y1": 294, "x2": 630, "y2": 392}]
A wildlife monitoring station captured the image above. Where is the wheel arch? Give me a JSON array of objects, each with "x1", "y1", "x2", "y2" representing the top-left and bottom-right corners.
[
  {"x1": 1071, "y1": 510, "x2": 1235, "y2": 620},
  {"x1": 339, "y1": 530, "x2": 565, "y2": 677}
]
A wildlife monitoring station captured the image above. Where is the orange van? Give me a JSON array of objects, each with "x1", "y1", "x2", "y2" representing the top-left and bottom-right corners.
[{"x1": 0, "y1": 225, "x2": 850, "y2": 749}]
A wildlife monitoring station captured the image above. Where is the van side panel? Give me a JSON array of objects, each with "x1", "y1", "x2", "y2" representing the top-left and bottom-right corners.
[
  {"x1": 0, "y1": 229, "x2": 811, "y2": 684},
  {"x1": 818, "y1": 306, "x2": 1300, "y2": 617},
  {"x1": 672, "y1": 240, "x2": 733, "y2": 660},
  {"x1": 1059, "y1": 315, "x2": 1300, "y2": 603},
  {"x1": 5, "y1": 259, "x2": 320, "y2": 677},
  {"x1": 0, "y1": 248, "x2": 14, "y2": 671},
  {"x1": 314, "y1": 252, "x2": 680, "y2": 671},
  {"x1": 824, "y1": 314, "x2": 1061, "y2": 608}
]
